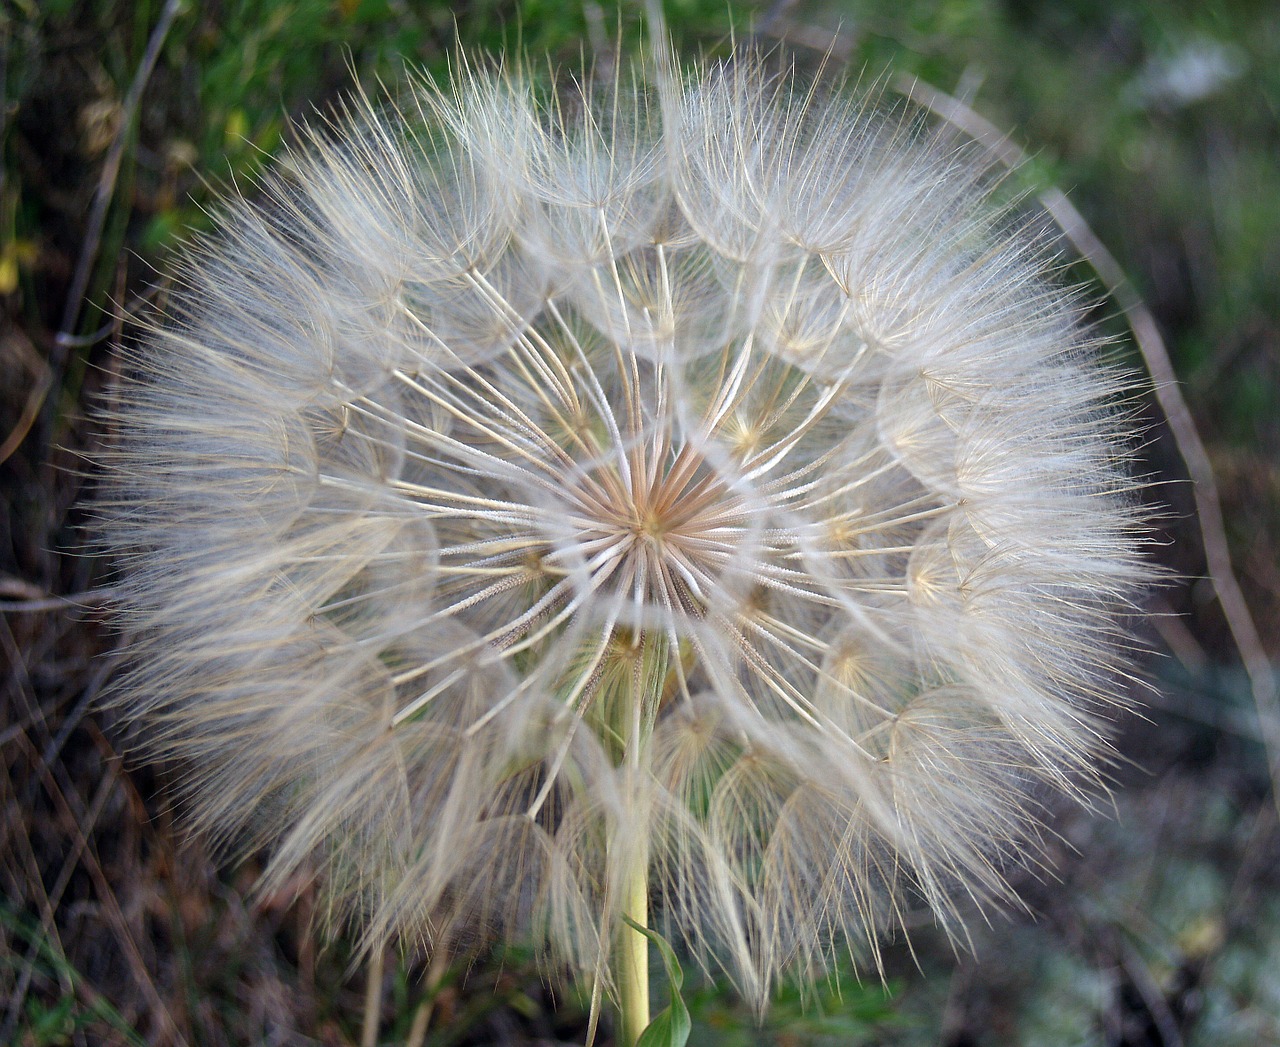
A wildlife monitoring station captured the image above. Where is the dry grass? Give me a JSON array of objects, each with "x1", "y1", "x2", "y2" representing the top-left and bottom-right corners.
[{"x1": 3, "y1": 2, "x2": 1279, "y2": 1046}]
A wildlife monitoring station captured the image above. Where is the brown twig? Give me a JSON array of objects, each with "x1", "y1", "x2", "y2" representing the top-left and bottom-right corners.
[
  {"x1": 1120, "y1": 938, "x2": 1185, "y2": 1047},
  {"x1": 55, "y1": 0, "x2": 183, "y2": 340},
  {"x1": 405, "y1": 950, "x2": 451, "y2": 1047},
  {"x1": 891, "y1": 73, "x2": 1280, "y2": 814},
  {"x1": 5, "y1": 729, "x2": 188, "y2": 1045},
  {"x1": 0, "y1": 369, "x2": 51, "y2": 466},
  {"x1": 0, "y1": 322, "x2": 52, "y2": 465},
  {"x1": 755, "y1": 24, "x2": 1277, "y2": 807},
  {"x1": 41, "y1": 0, "x2": 185, "y2": 447},
  {"x1": 361, "y1": 947, "x2": 385, "y2": 1047}
]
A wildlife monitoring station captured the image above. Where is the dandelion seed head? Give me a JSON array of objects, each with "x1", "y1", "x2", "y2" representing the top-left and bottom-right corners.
[{"x1": 100, "y1": 42, "x2": 1150, "y2": 1006}]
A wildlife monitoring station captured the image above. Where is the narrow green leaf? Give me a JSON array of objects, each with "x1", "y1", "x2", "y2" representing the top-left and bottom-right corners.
[{"x1": 622, "y1": 916, "x2": 691, "y2": 1047}]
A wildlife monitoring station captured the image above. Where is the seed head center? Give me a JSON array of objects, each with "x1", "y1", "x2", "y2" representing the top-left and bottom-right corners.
[
  {"x1": 563, "y1": 444, "x2": 749, "y2": 610},
  {"x1": 636, "y1": 509, "x2": 669, "y2": 542}
]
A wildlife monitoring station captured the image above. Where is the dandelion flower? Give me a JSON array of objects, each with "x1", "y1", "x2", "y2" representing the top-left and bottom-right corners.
[{"x1": 100, "y1": 40, "x2": 1149, "y2": 1020}]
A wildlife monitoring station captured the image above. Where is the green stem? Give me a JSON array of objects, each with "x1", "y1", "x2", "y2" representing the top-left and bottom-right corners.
[
  {"x1": 405, "y1": 950, "x2": 449, "y2": 1047},
  {"x1": 612, "y1": 629, "x2": 666, "y2": 1046},
  {"x1": 617, "y1": 849, "x2": 651, "y2": 1046},
  {"x1": 360, "y1": 947, "x2": 384, "y2": 1047}
]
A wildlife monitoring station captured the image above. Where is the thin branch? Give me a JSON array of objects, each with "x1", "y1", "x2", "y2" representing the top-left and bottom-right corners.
[
  {"x1": 42, "y1": 0, "x2": 185, "y2": 447},
  {"x1": 57, "y1": 0, "x2": 183, "y2": 340},
  {"x1": 0, "y1": 370, "x2": 51, "y2": 465},
  {"x1": 894, "y1": 73, "x2": 1280, "y2": 809},
  {"x1": 361, "y1": 948, "x2": 385, "y2": 1047},
  {"x1": 405, "y1": 950, "x2": 451, "y2": 1047},
  {"x1": 0, "y1": 322, "x2": 51, "y2": 465}
]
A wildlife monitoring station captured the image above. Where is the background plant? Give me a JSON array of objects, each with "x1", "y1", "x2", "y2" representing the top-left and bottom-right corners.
[{"x1": 3, "y1": 1, "x2": 1278, "y2": 1045}]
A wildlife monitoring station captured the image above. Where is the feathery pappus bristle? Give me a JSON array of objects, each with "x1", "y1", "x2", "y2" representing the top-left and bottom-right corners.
[{"x1": 97, "y1": 39, "x2": 1152, "y2": 1008}]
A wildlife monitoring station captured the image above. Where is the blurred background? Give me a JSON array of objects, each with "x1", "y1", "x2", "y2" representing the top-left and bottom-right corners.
[{"x1": 2, "y1": 1, "x2": 1277, "y2": 1043}]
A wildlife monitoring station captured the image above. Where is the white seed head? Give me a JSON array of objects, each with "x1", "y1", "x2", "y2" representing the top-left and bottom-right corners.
[{"x1": 100, "y1": 46, "x2": 1149, "y2": 1005}]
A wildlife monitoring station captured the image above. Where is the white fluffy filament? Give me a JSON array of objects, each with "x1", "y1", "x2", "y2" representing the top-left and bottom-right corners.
[{"x1": 99, "y1": 46, "x2": 1150, "y2": 1008}]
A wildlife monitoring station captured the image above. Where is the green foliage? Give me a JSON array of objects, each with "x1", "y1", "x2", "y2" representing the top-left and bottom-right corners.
[
  {"x1": 6, "y1": 0, "x2": 1278, "y2": 1042},
  {"x1": 11, "y1": 0, "x2": 1279, "y2": 446},
  {"x1": 686, "y1": 959, "x2": 904, "y2": 1045},
  {"x1": 624, "y1": 917, "x2": 692, "y2": 1047},
  {"x1": 785, "y1": 0, "x2": 1280, "y2": 455},
  {"x1": 0, "y1": 906, "x2": 147, "y2": 1047}
]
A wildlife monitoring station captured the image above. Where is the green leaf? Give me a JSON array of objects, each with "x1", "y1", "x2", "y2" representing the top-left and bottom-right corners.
[{"x1": 622, "y1": 916, "x2": 691, "y2": 1047}]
